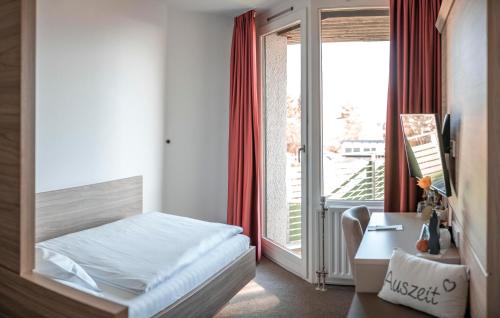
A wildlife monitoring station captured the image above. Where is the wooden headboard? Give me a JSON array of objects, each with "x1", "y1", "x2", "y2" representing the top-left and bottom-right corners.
[{"x1": 36, "y1": 176, "x2": 143, "y2": 242}]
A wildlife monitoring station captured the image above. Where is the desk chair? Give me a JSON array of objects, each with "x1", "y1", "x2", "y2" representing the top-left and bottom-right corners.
[{"x1": 341, "y1": 206, "x2": 371, "y2": 280}]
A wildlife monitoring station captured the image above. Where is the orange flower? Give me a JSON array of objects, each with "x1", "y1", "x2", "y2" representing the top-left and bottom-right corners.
[{"x1": 417, "y1": 176, "x2": 432, "y2": 190}]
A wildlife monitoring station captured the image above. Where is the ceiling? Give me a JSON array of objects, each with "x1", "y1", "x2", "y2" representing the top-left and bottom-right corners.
[{"x1": 166, "y1": 0, "x2": 283, "y2": 16}]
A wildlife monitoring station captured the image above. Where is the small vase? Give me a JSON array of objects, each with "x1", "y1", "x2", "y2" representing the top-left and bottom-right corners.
[{"x1": 428, "y1": 211, "x2": 440, "y2": 255}]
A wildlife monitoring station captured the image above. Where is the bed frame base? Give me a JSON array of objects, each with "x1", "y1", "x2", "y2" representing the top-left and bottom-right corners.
[
  {"x1": 35, "y1": 176, "x2": 256, "y2": 318},
  {"x1": 154, "y1": 246, "x2": 256, "y2": 318}
]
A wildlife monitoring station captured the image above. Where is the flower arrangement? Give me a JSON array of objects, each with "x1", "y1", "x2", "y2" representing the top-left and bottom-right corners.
[
  {"x1": 417, "y1": 176, "x2": 432, "y2": 192},
  {"x1": 417, "y1": 176, "x2": 436, "y2": 221},
  {"x1": 416, "y1": 176, "x2": 438, "y2": 253},
  {"x1": 417, "y1": 176, "x2": 436, "y2": 204},
  {"x1": 415, "y1": 176, "x2": 447, "y2": 255}
]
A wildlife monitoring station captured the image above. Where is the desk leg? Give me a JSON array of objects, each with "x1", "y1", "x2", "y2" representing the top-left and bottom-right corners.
[{"x1": 354, "y1": 263, "x2": 389, "y2": 293}]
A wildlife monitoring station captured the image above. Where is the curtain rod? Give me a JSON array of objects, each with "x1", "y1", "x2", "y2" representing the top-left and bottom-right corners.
[{"x1": 267, "y1": 6, "x2": 294, "y2": 22}]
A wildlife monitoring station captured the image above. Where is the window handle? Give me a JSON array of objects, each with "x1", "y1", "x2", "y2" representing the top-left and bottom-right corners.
[{"x1": 297, "y1": 145, "x2": 306, "y2": 163}]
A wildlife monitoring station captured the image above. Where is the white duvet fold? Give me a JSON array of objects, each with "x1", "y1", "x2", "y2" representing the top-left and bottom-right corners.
[{"x1": 37, "y1": 212, "x2": 242, "y2": 294}]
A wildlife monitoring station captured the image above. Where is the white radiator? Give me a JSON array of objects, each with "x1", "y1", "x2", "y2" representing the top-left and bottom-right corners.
[{"x1": 322, "y1": 201, "x2": 384, "y2": 285}]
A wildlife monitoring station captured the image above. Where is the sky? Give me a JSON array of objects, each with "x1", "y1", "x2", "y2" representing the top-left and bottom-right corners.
[{"x1": 286, "y1": 41, "x2": 390, "y2": 145}]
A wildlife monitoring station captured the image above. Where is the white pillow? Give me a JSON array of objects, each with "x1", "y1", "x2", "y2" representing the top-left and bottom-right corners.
[
  {"x1": 35, "y1": 246, "x2": 101, "y2": 293},
  {"x1": 378, "y1": 249, "x2": 468, "y2": 318}
]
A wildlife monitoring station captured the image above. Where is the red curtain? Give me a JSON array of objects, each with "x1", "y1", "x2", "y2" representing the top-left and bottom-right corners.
[
  {"x1": 384, "y1": 0, "x2": 442, "y2": 212},
  {"x1": 227, "y1": 10, "x2": 262, "y2": 261}
]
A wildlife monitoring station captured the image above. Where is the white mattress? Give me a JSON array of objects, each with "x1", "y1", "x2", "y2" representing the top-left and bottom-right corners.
[
  {"x1": 97, "y1": 234, "x2": 250, "y2": 318},
  {"x1": 38, "y1": 212, "x2": 243, "y2": 294}
]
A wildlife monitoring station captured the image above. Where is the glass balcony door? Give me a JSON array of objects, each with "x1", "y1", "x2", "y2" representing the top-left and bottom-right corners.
[{"x1": 259, "y1": 9, "x2": 307, "y2": 278}]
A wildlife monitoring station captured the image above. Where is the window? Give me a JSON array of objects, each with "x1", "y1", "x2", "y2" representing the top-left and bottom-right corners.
[{"x1": 321, "y1": 9, "x2": 390, "y2": 201}]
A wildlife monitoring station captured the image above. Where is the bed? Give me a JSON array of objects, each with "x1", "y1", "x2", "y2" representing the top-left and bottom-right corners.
[{"x1": 35, "y1": 176, "x2": 256, "y2": 318}]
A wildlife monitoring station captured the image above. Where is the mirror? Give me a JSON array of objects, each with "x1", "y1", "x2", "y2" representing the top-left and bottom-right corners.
[{"x1": 400, "y1": 114, "x2": 451, "y2": 197}]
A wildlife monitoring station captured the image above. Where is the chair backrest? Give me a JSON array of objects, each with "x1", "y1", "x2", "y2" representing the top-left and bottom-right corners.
[{"x1": 341, "y1": 206, "x2": 371, "y2": 280}]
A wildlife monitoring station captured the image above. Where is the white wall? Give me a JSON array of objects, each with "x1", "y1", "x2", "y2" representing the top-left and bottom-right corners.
[
  {"x1": 163, "y1": 8, "x2": 233, "y2": 223},
  {"x1": 36, "y1": 0, "x2": 168, "y2": 212}
]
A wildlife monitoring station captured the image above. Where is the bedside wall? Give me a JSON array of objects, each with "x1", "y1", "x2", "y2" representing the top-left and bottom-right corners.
[
  {"x1": 36, "y1": 0, "x2": 168, "y2": 212},
  {"x1": 162, "y1": 8, "x2": 233, "y2": 223}
]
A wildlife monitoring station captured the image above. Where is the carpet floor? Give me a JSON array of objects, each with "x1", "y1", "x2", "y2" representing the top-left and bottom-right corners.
[{"x1": 215, "y1": 257, "x2": 355, "y2": 318}]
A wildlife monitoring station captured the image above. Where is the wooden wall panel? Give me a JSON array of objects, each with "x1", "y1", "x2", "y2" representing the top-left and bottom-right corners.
[
  {"x1": 19, "y1": 0, "x2": 36, "y2": 275},
  {"x1": 487, "y1": 0, "x2": 500, "y2": 316},
  {"x1": 0, "y1": 1, "x2": 128, "y2": 317},
  {"x1": 445, "y1": 0, "x2": 488, "y2": 269},
  {"x1": 0, "y1": 0, "x2": 24, "y2": 274},
  {"x1": 441, "y1": 0, "x2": 489, "y2": 316},
  {"x1": 0, "y1": 0, "x2": 35, "y2": 275},
  {"x1": 0, "y1": 267, "x2": 127, "y2": 318},
  {"x1": 452, "y1": 218, "x2": 487, "y2": 317}
]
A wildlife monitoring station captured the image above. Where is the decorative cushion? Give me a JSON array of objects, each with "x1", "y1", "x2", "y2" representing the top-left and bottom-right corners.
[{"x1": 378, "y1": 249, "x2": 468, "y2": 318}]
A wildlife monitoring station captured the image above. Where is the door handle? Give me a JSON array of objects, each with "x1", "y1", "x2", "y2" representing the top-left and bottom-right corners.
[{"x1": 297, "y1": 145, "x2": 306, "y2": 163}]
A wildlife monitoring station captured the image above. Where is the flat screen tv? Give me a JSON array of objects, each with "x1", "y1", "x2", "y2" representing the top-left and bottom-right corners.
[{"x1": 400, "y1": 113, "x2": 451, "y2": 197}]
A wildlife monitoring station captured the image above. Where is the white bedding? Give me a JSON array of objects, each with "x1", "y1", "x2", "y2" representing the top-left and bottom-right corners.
[
  {"x1": 100, "y1": 234, "x2": 250, "y2": 318},
  {"x1": 37, "y1": 212, "x2": 243, "y2": 294}
]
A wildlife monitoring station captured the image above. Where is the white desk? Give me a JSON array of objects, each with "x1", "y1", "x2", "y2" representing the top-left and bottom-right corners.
[{"x1": 354, "y1": 212, "x2": 460, "y2": 292}]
